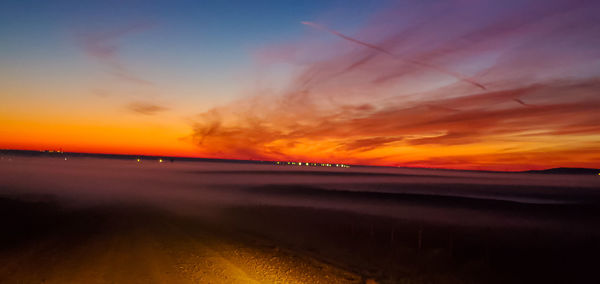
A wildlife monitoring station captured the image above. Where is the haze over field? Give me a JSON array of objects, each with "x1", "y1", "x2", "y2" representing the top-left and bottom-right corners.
[
  {"x1": 2, "y1": 156, "x2": 599, "y2": 228},
  {"x1": 1, "y1": 155, "x2": 599, "y2": 283}
]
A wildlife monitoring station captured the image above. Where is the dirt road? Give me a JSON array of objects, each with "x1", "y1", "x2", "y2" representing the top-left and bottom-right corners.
[{"x1": 0, "y1": 205, "x2": 361, "y2": 283}]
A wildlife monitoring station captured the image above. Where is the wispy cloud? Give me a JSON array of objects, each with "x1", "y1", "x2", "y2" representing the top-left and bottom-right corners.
[
  {"x1": 188, "y1": 0, "x2": 600, "y2": 170},
  {"x1": 78, "y1": 22, "x2": 155, "y2": 85},
  {"x1": 301, "y1": 21, "x2": 487, "y2": 90}
]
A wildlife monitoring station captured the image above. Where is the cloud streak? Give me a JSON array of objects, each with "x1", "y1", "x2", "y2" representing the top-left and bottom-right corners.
[
  {"x1": 188, "y1": 0, "x2": 600, "y2": 170},
  {"x1": 301, "y1": 21, "x2": 486, "y2": 90},
  {"x1": 79, "y1": 22, "x2": 154, "y2": 85},
  {"x1": 127, "y1": 101, "x2": 168, "y2": 115}
]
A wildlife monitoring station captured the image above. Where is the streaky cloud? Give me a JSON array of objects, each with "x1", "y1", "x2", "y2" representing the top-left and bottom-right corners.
[
  {"x1": 301, "y1": 21, "x2": 486, "y2": 90},
  {"x1": 78, "y1": 22, "x2": 155, "y2": 85},
  {"x1": 189, "y1": 0, "x2": 600, "y2": 170}
]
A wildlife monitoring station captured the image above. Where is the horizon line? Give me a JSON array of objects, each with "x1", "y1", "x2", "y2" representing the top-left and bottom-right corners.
[{"x1": 1, "y1": 148, "x2": 596, "y2": 174}]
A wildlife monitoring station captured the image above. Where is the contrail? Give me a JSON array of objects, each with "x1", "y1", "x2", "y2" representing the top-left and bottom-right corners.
[
  {"x1": 301, "y1": 22, "x2": 395, "y2": 56},
  {"x1": 513, "y1": 98, "x2": 534, "y2": 107},
  {"x1": 301, "y1": 21, "x2": 486, "y2": 90}
]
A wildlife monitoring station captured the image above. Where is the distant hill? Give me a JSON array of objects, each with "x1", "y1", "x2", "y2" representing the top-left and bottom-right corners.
[{"x1": 523, "y1": 167, "x2": 599, "y2": 175}]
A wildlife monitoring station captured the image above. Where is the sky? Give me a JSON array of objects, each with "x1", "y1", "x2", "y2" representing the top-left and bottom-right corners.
[{"x1": 1, "y1": 0, "x2": 599, "y2": 171}]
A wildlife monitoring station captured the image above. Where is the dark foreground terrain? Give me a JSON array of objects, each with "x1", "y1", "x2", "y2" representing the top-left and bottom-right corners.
[{"x1": 0, "y1": 156, "x2": 599, "y2": 283}]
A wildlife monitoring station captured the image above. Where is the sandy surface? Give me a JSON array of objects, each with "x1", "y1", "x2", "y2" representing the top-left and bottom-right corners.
[{"x1": 0, "y1": 205, "x2": 361, "y2": 283}]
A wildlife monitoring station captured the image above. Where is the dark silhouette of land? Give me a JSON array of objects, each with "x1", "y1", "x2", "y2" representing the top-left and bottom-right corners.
[
  {"x1": 524, "y1": 167, "x2": 599, "y2": 175},
  {"x1": 0, "y1": 152, "x2": 599, "y2": 283}
]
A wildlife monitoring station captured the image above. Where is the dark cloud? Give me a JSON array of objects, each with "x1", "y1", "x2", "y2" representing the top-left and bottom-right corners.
[
  {"x1": 127, "y1": 101, "x2": 168, "y2": 115},
  {"x1": 339, "y1": 136, "x2": 403, "y2": 151}
]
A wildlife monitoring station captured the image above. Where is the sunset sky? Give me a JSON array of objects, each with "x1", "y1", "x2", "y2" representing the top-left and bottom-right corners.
[{"x1": 1, "y1": 0, "x2": 599, "y2": 171}]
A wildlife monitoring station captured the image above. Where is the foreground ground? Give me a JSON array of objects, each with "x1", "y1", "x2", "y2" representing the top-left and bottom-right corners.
[
  {"x1": 0, "y1": 198, "x2": 362, "y2": 283},
  {"x1": 1, "y1": 157, "x2": 599, "y2": 283},
  {"x1": 1, "y1": 195, "x2": 599, "y2": 283}
]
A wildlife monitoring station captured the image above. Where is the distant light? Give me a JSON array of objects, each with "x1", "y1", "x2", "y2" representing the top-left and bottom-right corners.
[
  {"x1": 158, "y1": 158, "x2": 163, "y2": 163},
  {"x1": 136, "y1": 158, "x2": 141, "y2": 162},
  {"x1": 64, "y1": 158, "x2": 67, "y2": 161}
]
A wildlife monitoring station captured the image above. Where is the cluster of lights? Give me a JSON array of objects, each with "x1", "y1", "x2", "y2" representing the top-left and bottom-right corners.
[
  {"x1": 42, "y1": 150, "x2": 64, "y2": 154},
  {"x1": 275, "y1": 161, "x2": 350, "y2": 168}
]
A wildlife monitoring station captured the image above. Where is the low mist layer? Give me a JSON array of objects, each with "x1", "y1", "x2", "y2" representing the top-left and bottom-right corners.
[{"x1": 2, "y1": 156, "x2": 598, "y2": 230}]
